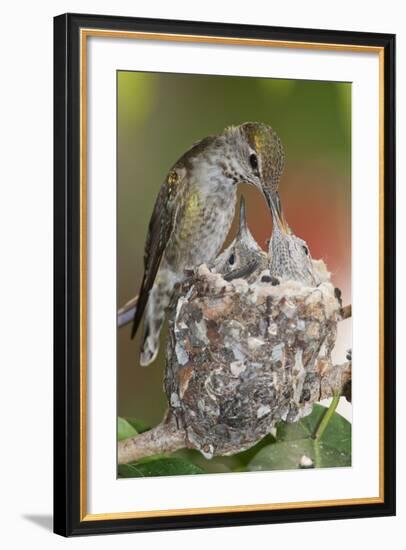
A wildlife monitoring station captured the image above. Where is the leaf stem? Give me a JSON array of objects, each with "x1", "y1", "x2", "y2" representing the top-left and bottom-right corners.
[
  {"x1": 313, "y1": 394, "x2": 340, "y2": 441},
  {"x1": 313, "y1": 439, "x2": 321, "y2": 468}
]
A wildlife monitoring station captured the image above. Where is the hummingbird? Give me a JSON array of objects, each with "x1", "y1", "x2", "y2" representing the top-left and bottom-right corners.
[
  {"x1": 267, "y1": 194, "x2": 317, "y2": 286},
  {"x1": 210, "y1": 195, "x2": 267, "y2": 282},
  {"x1": 129, "y1": 122, "x2": 285, "y2": 366}
]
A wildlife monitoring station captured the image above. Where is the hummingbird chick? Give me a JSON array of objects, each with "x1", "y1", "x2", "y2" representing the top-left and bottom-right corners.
[
  {"x1": 130, "y1": 122, "x2": 285, "y2": 366},
  {"x1": 210, "y1": 196, "x2": 267, "y2": 282},
  {"x1": 268, "y1": 195, "x2": 317, "y2": 286}
]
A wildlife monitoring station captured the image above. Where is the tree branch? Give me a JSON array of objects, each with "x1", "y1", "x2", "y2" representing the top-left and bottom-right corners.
[
  {"x1": 117, "y1": 295, "x2": 138, "y2": 328},
  {"x1": 340, "y1": 304, "x2": 352, "y2": 320},
  {"x1": 118, "y1": 413, "x2": 187, "y2": 465}
]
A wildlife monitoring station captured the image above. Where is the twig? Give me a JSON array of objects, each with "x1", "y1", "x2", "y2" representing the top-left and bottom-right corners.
[
  {"x1": 340, "y1": 304, "x2": 352, "y2": 320},
  {"x1": 118, "y1": 414, "x2": 187, "y2": 464},
  {"x1": 117, "y1": 295, "x2": 138, "y2": 328},
  {"x1": 318, "y1": 360, "x2": 351, "y2": 402}
]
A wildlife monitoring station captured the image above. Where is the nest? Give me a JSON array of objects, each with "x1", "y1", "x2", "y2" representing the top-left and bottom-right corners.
[{"x1": 165, "y1": 260, "x2": 342, "y2": 459}]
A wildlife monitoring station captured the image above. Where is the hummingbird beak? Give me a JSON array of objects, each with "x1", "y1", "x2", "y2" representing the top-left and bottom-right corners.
[
  {"x1": 237, "y1": 196, "x2": 248, "y2": 236},
  {"x1": 265, "y1": 190, "x2": 290, "y2": 235}
]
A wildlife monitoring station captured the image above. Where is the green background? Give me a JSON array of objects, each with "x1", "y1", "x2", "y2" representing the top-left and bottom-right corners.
[{"x1": 117, "y1": 71, "x2": 351, "y2": 430}]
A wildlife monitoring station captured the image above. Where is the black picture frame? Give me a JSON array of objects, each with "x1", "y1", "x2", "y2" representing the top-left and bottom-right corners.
[{"x1": 54, "y1": 12, "x2": 396, "y2": 536}]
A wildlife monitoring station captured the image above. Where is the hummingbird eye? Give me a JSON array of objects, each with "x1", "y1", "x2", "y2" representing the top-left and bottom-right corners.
[
  {"x1": 302, "y1": 245, "x2": 309, "y2": 256},
  {"x1": 228, "y1": 253, "x2": 235, "y2": 265},
  {"x1": 249, "y1": 153, "x2": 259, "y2": 173}
]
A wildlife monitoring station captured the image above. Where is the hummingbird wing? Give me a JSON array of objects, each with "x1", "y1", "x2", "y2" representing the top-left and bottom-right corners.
[{"x1": 130, "y1": 183, "x2": 176, "y2": 339}]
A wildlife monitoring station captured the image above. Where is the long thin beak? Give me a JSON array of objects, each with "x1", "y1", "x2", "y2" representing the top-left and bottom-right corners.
[
  {"x1": 265, "y1": 190, "x2": 290, "y2": 235},
  {"x1": 237, "y1": 196, "x2": 248, "y2": 236}
]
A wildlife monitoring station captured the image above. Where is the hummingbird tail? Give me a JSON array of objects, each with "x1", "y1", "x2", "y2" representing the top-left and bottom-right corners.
[
  {"x1": 139, "y1": 273, "x2": 175, "y2": 366},
  {"x1": 140, "y1": 333, "x2": 161, "y2": 366},
  {"x1": 139, "y1": 312, "x2": 165, "y2": 367}
]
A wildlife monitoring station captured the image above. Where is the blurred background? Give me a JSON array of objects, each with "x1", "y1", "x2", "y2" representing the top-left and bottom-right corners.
[{"x1": 117, "y1": 71, "x2": 351, "y2": 430}]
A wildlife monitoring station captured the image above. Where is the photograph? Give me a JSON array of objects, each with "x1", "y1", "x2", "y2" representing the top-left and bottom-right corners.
[
  {"x1": 1, "y1": 0, "x2": 401, "y2": 546},
  {"x1": 52, "y1": 13, "x2": 395, "y2": 535},
  {"x1": 116, "y1": 71, "x2": 353, "y2": 477}
]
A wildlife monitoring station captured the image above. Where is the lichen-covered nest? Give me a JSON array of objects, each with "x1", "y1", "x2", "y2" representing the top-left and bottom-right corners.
[{"x1": 165, "y1": 260, "x2": 342, "y2": 459}]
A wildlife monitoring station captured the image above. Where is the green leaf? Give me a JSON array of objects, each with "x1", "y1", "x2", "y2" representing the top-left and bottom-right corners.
[
  {"x1": 123, "y1": 417, "x2": 151, "y2": 434},
  {"x1": 247, "y1": 404, "x2": 351, "y2": 471},
  {"x1": 117, "y1": 417, "x2": 138, "y2": 441},
  {"x1": 234, "y1": 433, "x2": 277, "y2": 468},
  {"x1": 173, "y1": 449, "x2": 233, "y2": 473},
  {"x1": 117, "y1": 457, "x2": 205, "y2": 478}
]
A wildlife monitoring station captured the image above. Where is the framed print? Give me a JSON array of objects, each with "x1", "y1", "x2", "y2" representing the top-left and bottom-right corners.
[{"x1": 53, "y1": 13, "x2": 396, "y2": 536}]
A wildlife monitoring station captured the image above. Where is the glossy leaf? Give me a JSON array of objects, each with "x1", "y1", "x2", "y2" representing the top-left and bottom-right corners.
[
  {"x1": 122, "y1": 417, "x2": 151, "y2": 434},
  {"x1": 117, "y1": 417, "x2": 138, "y2": 441},
  {"x1": 247, "y1": 404, "x2": 351, "y2": 471},
  {"x1": 118, "y1": 457, "x2": 205, "y2": 478}
]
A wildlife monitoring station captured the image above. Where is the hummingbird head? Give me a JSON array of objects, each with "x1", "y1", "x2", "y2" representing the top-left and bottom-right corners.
[
  {"x1": 268, "y1": 194, "x2": 317, "y2": 286},
  {"x1": 211, "y1": 196, "x2": 265, "y2": 277},
  {"x1": 224, "y1": 122, "x2": 287, "y2": 226},
  {"x1": 239, "y1": 122, "x2": 285, "y2": 191}
]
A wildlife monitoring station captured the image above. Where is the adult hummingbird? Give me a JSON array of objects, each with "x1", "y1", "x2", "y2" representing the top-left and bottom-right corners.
[{"x1": 129, "y1": 122, "x2": 285, "y2": 366}]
